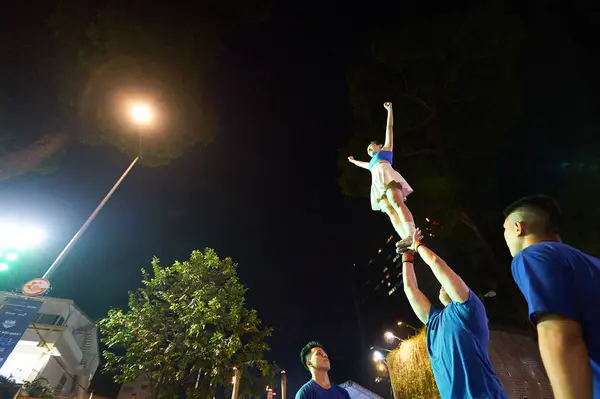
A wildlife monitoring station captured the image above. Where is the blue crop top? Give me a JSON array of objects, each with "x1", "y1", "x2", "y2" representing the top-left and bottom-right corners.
[{"x1": 369, "y1": 150, "x2": 393, "y2": 170}]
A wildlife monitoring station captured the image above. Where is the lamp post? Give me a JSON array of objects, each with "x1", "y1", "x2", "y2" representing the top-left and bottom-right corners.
[
  {"x1": 384, "y1": 331, "x2": 403, "y2": 344},
  {"x1": 372, "y1": 350, "x2": 398, "y2": 399},
  {"x1": 42, "y1": 103, "x2": 153, "y2": 280},
  {"x1": 397, "y1": 321, "x2": 418, "y2": 331}
]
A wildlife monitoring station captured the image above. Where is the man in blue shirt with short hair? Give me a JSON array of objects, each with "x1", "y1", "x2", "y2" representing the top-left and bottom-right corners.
[
  {"x1": 295, "y1": 341, "x2": 350, "y2": 399},
  {"x1": 399, "y1": 231, "x2": 507, "y2": 399},
  {"x1": 504, "y1": 194, "x2": 600, "y2": 399}
]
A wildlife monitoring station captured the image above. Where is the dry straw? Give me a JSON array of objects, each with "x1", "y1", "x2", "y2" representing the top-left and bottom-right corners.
[{"x1": 387, "y1": 328, "x2": 440, "y2": 399}]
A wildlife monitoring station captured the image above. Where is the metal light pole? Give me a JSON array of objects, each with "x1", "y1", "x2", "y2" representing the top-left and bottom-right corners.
[
  {"x1": 373, "y1": 351, "x2": 398, "y2": 399},
  {"x1": 42, "y1": 103, "x2": 153, "y2": 281}
]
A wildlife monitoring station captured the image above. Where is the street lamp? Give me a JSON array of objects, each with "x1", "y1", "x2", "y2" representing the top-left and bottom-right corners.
[
  {"x1": 372, "y1": 350, "x2": 397, "y2": 399},
  {"x1": 0, "y1": 224, "x2": 45, "y2": 272},
  {"x1": 131, "y1": 104, "x2": 153, "y2": 125},
  {"x1": 397, "y1": 321, "x2": 419, "y2": 331},
  {"x1": 384, "y1": 331, "x2": 402, "y2": 344},
  {"x1": 42, "y1": 103, "x2": 154, "y2": 281}
]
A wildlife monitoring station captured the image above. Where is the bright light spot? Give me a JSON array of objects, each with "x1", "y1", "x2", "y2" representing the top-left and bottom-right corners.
[
  {"x1": 0, "y1": 225, "x2": 45, "y2": 249},
  {"x1": 384, "y1": 331, "x2": 395, "y2": 342},
  {"x1": 0, "y1": 263, "x2": 8, "y2": 271},
  {"x1": 131, "y1": 104, "x2": 153, "y2": 124},
  {"x1": 378, "y1": 364, "x2": 386, "y2": 372},
  {"x1": 372, "y1": 350, "x2": 384, "y2": 362},
  {"x1": 6, "y1": 253, "x2": 18, "y2": 261}
]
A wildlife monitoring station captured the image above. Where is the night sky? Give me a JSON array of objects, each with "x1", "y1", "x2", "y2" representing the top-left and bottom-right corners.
[{"x1": 1, "y1": 0, "x2": 598, "y2": 397}]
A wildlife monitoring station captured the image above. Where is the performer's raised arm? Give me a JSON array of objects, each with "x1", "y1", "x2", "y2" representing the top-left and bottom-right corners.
[
  {"x1": 411, "y1": 230, "x2": 470, "y2": 303},
  {"x1": 402, "y1": 251, "x2": 432, "y2": 324},
  {"x1": 383, "y1": 102, "x2": 393, "y2": 150},
  {"x1": 347, "y1": 156, "x2": 370, "y2": 170}
]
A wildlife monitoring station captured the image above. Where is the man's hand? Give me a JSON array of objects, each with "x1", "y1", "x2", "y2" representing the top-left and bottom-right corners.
[
  {"x1": 347, "y1": 156, "x2": 354, "y2": 161},
  {"x1": 395, "y1": 228, "x2": 422, "y2": 254},
  {"x1": 383, "y1": 102, "x2": 392, "y2": 111},
  {"x1": 409, "y1": 228, "x2": 423, "y2": 250}
]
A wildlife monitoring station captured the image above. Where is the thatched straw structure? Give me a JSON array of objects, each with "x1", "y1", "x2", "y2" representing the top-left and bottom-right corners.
[{"x1": 387, "y1": 328, "x2": 440, "y2": 399}]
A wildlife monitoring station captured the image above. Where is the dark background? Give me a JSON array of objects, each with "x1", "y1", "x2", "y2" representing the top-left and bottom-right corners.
[{"x1": 1, "y1": 0, "x2": 598, "y2": 397}]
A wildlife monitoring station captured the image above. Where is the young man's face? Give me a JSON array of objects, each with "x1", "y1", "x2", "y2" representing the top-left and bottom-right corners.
[{"x1": 307, "y1": 347, "x2": 330, "y2": 371}]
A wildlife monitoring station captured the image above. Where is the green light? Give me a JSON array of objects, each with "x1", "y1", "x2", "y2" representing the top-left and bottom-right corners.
[
  {"x1": 5, "y1": 253, "x2": 18, "y2": 261},
  {"x1": 0, "y1": 263, "x2": 8, "y2": 271}
]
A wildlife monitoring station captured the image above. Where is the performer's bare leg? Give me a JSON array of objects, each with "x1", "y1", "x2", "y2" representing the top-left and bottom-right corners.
[
  {"x1": 385, "y1": 185, "x2": 415, "y2": 239},
  {"x1": 378, "y1": 198, "x2": 404, "y2": 237}
]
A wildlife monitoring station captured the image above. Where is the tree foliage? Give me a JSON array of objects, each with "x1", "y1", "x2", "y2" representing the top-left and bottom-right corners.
[
  {"x1": 99, "y1": 249, "x2": 276, "y2": 399},
  {"x1": 21, "y1": 377, "x2": 60, "y2": 399},
  {"x1": 342, "y1": 1, "x2": 528, "y2": 323},
  {"x1": 0, "y1": 1, "x2": 270, "y2": 181}
]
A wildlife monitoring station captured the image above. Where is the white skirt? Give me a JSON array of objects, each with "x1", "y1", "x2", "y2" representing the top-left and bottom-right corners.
[{"x1": 370, "y1": 162, "x2": 414, "y2": 211}]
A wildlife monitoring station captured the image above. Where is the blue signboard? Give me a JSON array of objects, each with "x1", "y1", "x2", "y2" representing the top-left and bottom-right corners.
[{"x1": 0, "y1": 297, "x2": 43, "y2": 370}]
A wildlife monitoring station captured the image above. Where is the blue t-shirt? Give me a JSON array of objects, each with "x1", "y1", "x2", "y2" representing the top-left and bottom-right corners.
[
  {"x1": 426, "y1": 290, "x2": 507, "y2": 399},
  {"x1": 512, "y1": 241, "x2": 600, "y2": 398},
  {"x1": 295, "y1": 380, "x2": 351, "y2": 399}
]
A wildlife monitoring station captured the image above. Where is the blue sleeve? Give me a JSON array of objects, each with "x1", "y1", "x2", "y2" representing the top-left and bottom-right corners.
[
  {"x1": 449, "y1": 290, "x2": 487, "y2": 330},
  {"x1": 512, "y1": 247, "x2": 578, "y2": 324}
]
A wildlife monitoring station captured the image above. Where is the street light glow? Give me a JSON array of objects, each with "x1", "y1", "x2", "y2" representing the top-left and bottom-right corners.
[
  {"x1": 0, "y1": 263, "x2": 8, "y2": 271},
  {"x1": 0, "y1": 224, "x2": 44, "y2": 250},
  {"x1": 372, "y1": 350, "x2": 384, "y2": 363},
  {"x1": 131, "y1": 104, "x2": 153, "y2": 125}
]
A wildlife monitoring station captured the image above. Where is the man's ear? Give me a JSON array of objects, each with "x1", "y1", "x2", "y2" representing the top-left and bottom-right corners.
[
  {"x1": 515, "y1": 221, "x2": 525, "y2": 237},
  {"x1": 306, "y1": 360, "x2": 313, "y2": 369}
]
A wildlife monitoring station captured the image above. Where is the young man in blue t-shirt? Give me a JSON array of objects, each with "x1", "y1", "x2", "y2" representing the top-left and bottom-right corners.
[
  {"x1": 295, "y1": 341, "x2": 350, "y2": 399},
  {"x1": 504, "y1": 194, "x2": 600, "y2": 399},
  {"x1": 399, "y1": 232, "x2": 507, "y2": 399}
]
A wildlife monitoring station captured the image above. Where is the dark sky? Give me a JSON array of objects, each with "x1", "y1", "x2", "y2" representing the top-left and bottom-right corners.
[{"x1": 1, "y1": 0, "x2": 598, "y2": 397}]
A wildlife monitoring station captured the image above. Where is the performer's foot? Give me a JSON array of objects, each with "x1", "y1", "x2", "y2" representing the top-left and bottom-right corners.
[{"x1": 395, "y1": 236, "x2": 413, "y2": 254}]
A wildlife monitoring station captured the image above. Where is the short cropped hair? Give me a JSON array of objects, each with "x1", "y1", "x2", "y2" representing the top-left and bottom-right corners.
[
  {"x1": 300, "y1": 341, "x2": 323, "y2": 371},
  {"x1": 369, "y1": 140, "x2": 383, "y2": 146},
  {"x1": 503, "y1": 194, "x2": 561, "y2": 234}
]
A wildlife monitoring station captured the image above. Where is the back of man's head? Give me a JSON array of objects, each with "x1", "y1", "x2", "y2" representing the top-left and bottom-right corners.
[{"x1": 503, "y1": 194, "x2": 561, "y2": 235}]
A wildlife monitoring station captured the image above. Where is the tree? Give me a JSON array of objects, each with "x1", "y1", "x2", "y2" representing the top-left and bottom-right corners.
[
  {"x1": 342, "y1": 1, "x2": 528, "y2": 323},
  {"x1": 21, "y1": 377, "x2": 59, "y2": 399},
  {"x1": 0, "y1": 1, "x2": 270, "y2": 182},
  {"x1": 99, "y1": 249, "x2": 276, "y2": 399},
  {"x1": 0, "y1": 375, "x2": 18, "y2": 399}
]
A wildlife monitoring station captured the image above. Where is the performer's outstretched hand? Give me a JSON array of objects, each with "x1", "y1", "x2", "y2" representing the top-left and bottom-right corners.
[
  {"x1": 383, "y1": 102, "x2": 393, "y2": 111},
  {"x1": 347, "y1": 156, "x2": 354, "y2": 161}
]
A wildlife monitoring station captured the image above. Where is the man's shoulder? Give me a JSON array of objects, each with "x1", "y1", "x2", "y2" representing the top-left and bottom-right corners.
[{"x1": 295, "y1": 381, "x2": 313, "y2": 399}]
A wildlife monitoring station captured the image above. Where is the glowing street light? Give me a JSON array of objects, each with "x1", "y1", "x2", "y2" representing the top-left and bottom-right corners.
[
  {"x1": 131, "y1": 104, "x2": 153, "y2": 125},
  {"x1": 397, "y1": 321, "x2": 419, "y2": 331},
  {"x1": 0, "y1": 224, "x2": 45, "y2": 250},
  {"x1": 42, "y1": 101, "x2": 155, "y2": 281},
  {"x1": 384, "y1": 331, "x2": 402, "y2": 343},
  {"x1": 372, "y1": 350, "x2": 385, "y2": 363},
  {"x1": 371, "y1": 350, "x2": 398, "y2": 399}
]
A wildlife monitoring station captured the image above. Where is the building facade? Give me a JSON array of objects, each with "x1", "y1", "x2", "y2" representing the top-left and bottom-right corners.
[{"x1": 0, "y1": 292, "x2": 100, "y2": 399}]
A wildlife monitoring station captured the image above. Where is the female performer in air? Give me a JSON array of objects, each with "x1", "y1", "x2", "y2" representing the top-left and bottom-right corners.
[{"x1": 348, "y1": 102, "x2": 416, "y2": 247}]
